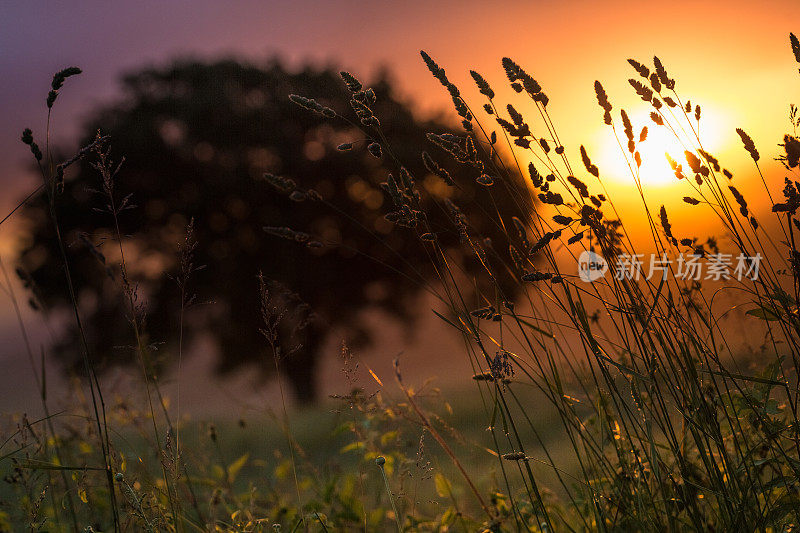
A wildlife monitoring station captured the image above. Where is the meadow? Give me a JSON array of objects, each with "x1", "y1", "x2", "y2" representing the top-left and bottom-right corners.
[{"x1": 2, "y1": 32, "x2": 800, "y2": 532}]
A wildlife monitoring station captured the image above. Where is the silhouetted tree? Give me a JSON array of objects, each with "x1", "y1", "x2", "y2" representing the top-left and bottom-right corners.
[{"x1": 17, "y1": 59, "x2": 530, "y2": 402}]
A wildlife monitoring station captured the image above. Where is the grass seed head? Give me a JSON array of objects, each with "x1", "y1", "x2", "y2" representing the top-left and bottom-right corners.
[
  {"x1": 736, "y1": 128, "x2": 760, "y2": 162},
  {"x1": 339, "y1": 71, "x2": 362, "y2": 92}
]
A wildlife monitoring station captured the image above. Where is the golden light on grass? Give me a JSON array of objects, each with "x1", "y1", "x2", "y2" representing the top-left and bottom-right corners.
[{"x1": 595, "y1": 106, "x2": 732, "y2": 189}]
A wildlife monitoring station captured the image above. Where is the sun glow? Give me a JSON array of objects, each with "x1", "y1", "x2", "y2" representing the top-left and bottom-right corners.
[{"x1": 595, "y1": 107, "x2": 730, "y2": 188}]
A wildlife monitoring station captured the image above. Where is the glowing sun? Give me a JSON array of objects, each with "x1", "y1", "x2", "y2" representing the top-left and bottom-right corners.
[{"x1": 595, "y1": 107, "x2": 729, "y2": 188}]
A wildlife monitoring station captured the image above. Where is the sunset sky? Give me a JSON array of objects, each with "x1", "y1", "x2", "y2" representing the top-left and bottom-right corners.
[
  {"x1": 2, "y1": 1, "x2": 800, "y2": 410},
  {"x1": 2, "y1": 0, "x2": 800, "y2": 248}
]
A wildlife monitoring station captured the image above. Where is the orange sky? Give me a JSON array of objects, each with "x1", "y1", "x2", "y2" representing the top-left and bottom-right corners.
[
  {"x1": 2, "y1": 1, "x2": 799, "y2": 251},
  {"x1": 2, "y1": 0, "x2": 800, "y2": 413},
  {"x1": 1, "y1": 0, "x2": 798, "y2": 333}
]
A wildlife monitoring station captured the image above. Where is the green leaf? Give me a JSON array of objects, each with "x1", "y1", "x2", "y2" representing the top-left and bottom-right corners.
[
  {"x1": 339, "y1": 441, "x2": 364, "y2": 454},
  {"x1": 431, "y1": 309, "x2": 468, "y2": 334},
  {"x1": 380, "y1": 430, "x2": 398, "y2": 447},
  {"x1": 434, "y1": 473, "x2": 452, "y2": 498},
  {"x1": 746, "y1": 307, "x2": 781, "y2": 321},
  {"x1": 227, "y1": 453, "x2": 249, "y2": 482},
  {"x1": 516, "y1": 317, "x2": 555, "y2": 338}
]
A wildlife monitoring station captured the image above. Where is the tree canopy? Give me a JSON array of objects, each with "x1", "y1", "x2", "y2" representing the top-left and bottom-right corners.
[{"x1": 17, "y1": 59, "x2": 531, "y2": 402}]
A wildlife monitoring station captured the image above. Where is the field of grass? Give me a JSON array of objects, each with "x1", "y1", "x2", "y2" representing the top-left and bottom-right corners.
[{"x1": 3, "y1": 32, "x2": 800, "y2": 532}]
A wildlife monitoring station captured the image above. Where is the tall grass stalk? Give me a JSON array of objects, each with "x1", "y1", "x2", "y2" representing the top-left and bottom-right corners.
[{"x1": 21, "y1": 69, "x2": 121, "y2": 530}]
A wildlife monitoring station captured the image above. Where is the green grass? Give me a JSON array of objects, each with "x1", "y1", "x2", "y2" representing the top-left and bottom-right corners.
[{"x1": 4, "y1": 32, "x2": 800, "y2": 532}]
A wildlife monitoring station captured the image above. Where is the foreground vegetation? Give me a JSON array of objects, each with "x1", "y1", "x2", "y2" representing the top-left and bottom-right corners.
[{"x1": 3, "y1": 32, "x2": 800, "y2": 532}]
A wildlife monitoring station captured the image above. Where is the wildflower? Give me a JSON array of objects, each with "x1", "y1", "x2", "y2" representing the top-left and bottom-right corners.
[
  {"x1": 507, "y1": 104, "x2": 524, "y2": 126},
  {"x1": 698, "y1": 149, "x2": 720, "y2": 171},
  {"x1": 422, "y1": 151, "x2": 455, "y2": 186},
  {"x1": 628, "y1": 79, "x2": 653, "y2": 102},
  {"x1": 261, "y1": 172, "x2": 296, "y2": 194},
  {"x1": 263, "y1": 226, "x2": 311, "y2": 243},
  {"x1": 420, "y1": 50, "x2": 449, "y2": 86},
  {"x1": 736, "y1": 128, "x2": 760, "y2": 162},
  {"x1": 783, "y1": 134, "x2": 800, "y2": 168},
  {"x1": 339, "y1": 71, "x2": 362, "y2": 92},
  {"x1": 594, "y1": 81, "x2": 613, "y2": 125},
  {"x1": 490, "y1": 350, "x2": 514, "y2": 382},
  {"x1": 470, "y1": 70, "x2": 495, "y2": 99},
  {"x1": 659, "y1": 206, "x2": 678, "y2": 246},
  {"x1": 773, "y1": 178, "x2": 800, "y2": 214},
  {"x1": 529, "y1": 163, "x2": 543, "y2": 187},
  {"x1": 51, "y1": 66, "x2": 82, "y2": 91},
  {"x1": 538, "y1": 191, "x2": 564, "y2": 206},
  {"x1": 522, "y1": 271, "x2": 552, "y2": 282},
  {"x1": 471, "y1": 305, "x2": 500, "y2": 320},
  {"x1": 514, "y1": 138, "x2": 531, "y2": 149},
  {"x1": 540, "y1": 138, "x2": 550, "y2": 153},
  {"x1": 426, "y1": 132, "x2": 471, "y2": 163},
  {"x1": 650, "y1": 112, "x2": 664, "y2": 125},
  {"x1": 569, "y1": 175, "x2": 589, "y2": 197},
  {"x1": 367, "y1": 142, "x2": 382, "y2": 158},
  {"x1": 627, "y1": 59, "x2": 650, "y2": 78},
  {"x1": 399, "y1": 167, "x2": 415, "y2": 189},
  {"x1": 580, "y1": 146, "x2": 599, "y2": 177},
  {"x1": 47, "y1": 66, "x2": 82, "y2": 108},
  {"x1": 684, "y1": 151, "x2": 702, "y2": 174},
  {"x1": 476, "y1": 174, "x2": 494, "y2": 186},
  {"x1": 21, "y1": 128, "x2": 43, "y2": 161},
  {"x1": 653, "y1": 56, "x2": 675, "y2": 90},
  {"x1": 530, "y1": 232, "x2": 555, "y2": 254},
  {"x1": 729, "y1": 186, "x2": 749, "y2": 217},
  {"x1": 567, "y1": 232, "x2": 584, "y2": 245},
  {"x1": 502, "y1": 451, "x2": 526, "y2": 461},
  {"x1": 502, "y1": 57, "x2": 541, "y2": 95},
  {"x1": 288, "y1": 94, "x2": 336, "y2": 118},
  {"x1": 649, "y1": 72, "x2": 662, "y2": 93},
  {"x1": 620, "y1": 109, "x2": 633, "y2": 143}
]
